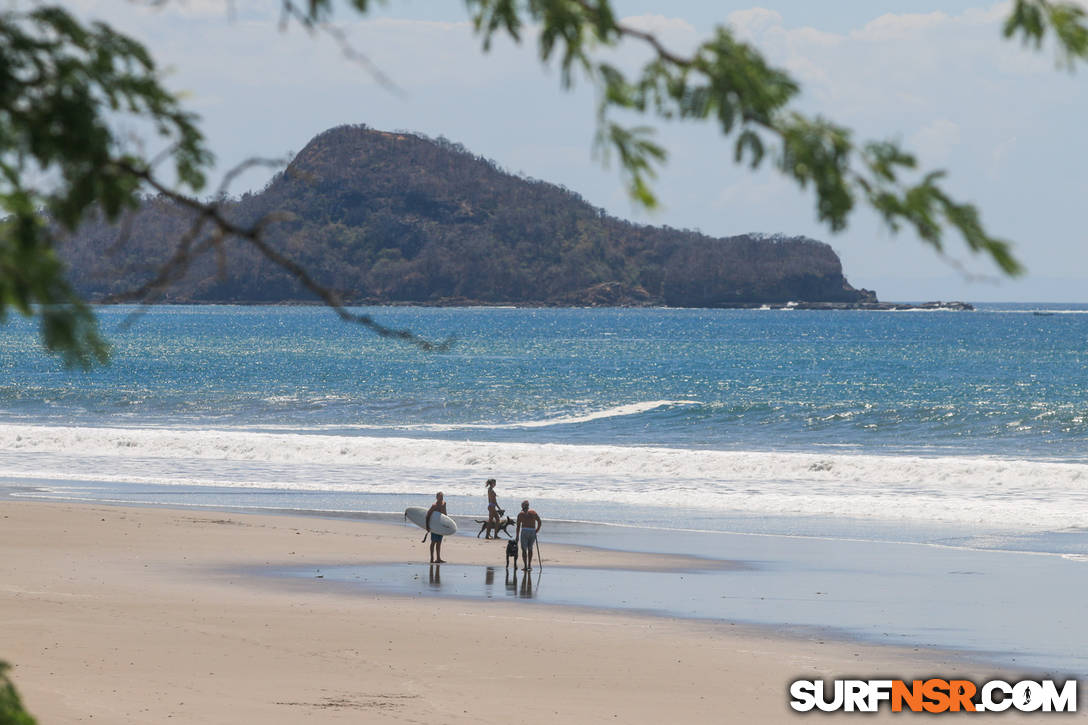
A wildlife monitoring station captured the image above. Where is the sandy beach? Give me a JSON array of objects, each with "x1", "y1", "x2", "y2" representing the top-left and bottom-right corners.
[{"x1": 0, "y1": 500, "x2": 1067, "y2": 723}]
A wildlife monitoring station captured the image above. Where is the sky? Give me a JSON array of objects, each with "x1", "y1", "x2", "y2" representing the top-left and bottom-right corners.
[{"x1": 67, "y1": 0, "x2": 1088, "y2": 301}]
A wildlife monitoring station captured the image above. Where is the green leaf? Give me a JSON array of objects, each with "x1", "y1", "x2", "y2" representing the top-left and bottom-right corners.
[
  {"x1": 0, "y1": 5, "x2": 212, "y2": 366},
  {"x1": 0, "y1": 661, "x2": 37, "y2": 725}
]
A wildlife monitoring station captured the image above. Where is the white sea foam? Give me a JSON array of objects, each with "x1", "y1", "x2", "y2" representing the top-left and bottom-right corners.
[
  {"x1": 1, "y1": 423, "x2": 1087, "y2": 530},
  {"x1": 308, "y1": 400, "x2": 701, "y2": 431},
  {"x1": 1015, "y1": 309, "x2": 1088, "y2": 315}
]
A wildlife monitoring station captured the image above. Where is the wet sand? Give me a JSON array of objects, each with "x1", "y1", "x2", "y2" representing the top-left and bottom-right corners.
[{"x1": 0, "y1": 501, "x2": 1066, "y2": 723}]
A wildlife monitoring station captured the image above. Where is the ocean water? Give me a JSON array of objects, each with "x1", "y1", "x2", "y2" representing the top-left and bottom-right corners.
[
  {"x1": 5, "y1": 303, "x2": 1088, "y2": 670},
  {"x1": 1, "y1": 304, "x2": 1086, "y2": 537}
]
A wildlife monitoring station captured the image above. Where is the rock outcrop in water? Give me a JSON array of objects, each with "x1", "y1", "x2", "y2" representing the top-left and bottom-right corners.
[{"x1": 62, "y1": 124, "x2": 877, "y2": 307}]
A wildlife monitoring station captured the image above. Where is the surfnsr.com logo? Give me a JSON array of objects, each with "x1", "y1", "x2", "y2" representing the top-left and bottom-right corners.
[{"x1": 789, "y1": 679, "x2": 1077, "y2": 713}]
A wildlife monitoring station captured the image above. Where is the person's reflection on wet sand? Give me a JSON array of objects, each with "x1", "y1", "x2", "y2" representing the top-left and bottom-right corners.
[
  {"x1": 484, "y1": 566, "x2": 496, "y2": 588},
  {"x1": 519, "y1": 571, "x2": 534, "y2": 598},
  {"x1": 428, "y1": 564, "x2": 441, "y2": 589}
]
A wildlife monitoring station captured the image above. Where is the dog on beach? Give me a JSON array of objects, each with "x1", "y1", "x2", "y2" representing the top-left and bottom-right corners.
[
  {"x1": 475, "y1": 512, "x2": 516, "y2": 539},
  {"x1": 505, "y1": 538, "x2": 519, "y2": 569}
]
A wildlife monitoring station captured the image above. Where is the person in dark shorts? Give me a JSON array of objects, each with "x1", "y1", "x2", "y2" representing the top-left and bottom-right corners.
[
  {"x1": 515, "y1": 500, "x2": 542, "y2": 572},
  {"x1": 425, "y1": 491, "x2": 447, "y2": 563}
]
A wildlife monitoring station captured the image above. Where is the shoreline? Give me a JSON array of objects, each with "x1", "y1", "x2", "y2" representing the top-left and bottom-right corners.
[
  {"x1": 11, "y1": 474, "x2": 1088, "y2": 559},
  {"x1": 82, "y1": 299, "x2": 975, "y2": 311},
  {"x1": 0, "y1": 500, "x2": 1069, "y2": 723},
  {"x1": 14, "y1": 483, "x2": 1088, "y2": 565},
  {"x1": 8, "y1": 484, "x2": 1088, "y2": 676}
]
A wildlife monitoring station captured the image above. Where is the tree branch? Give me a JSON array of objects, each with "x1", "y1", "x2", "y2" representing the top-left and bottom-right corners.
[
  {"x1": 106, "y1": 159, "x2": 452, "y2": 351},
  {"x1": 279, "y1": 0, "x2": 405, "y2": 97}
]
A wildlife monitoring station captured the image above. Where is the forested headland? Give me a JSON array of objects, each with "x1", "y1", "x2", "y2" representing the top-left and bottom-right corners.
[{"x1": 62, "y1": 125, "x2": 876, "y2": 307}]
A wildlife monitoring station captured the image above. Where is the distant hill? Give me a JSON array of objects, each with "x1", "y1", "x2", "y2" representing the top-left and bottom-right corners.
[{"x1": 61, "y1": 124, "x2": 876, "y2": 307}]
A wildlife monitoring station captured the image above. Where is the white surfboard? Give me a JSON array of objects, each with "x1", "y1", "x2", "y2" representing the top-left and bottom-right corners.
[{"x1": 404, "y1": 506, "x2": 457, "y2": 536}]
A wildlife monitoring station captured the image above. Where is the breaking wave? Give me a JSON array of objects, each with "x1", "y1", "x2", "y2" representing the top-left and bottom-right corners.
[{"x1": 2, "y1": 423, "x2": 1087, "y2": 530}]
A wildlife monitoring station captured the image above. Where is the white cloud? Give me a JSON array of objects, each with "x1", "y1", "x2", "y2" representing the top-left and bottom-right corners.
[
  {"x1": 786, "y1": 26, "x2": 842, "y2": 49},
  {"x1": 782, "y1": 54, "x2": 829, "y2": 86},
  {"x1": 727, "y1": 8, "x2": 784, "y2": 40},
  {"x1": 987, "y1": 135, "x2": 1018, "y2": 179},
  {"x1": 963, "y1": 2, "x2": 1015, "y2": 24},
  {"x1": 715, "y1": 175, "x2": 793, "y2": 209},
  {"x1": 852, "y1": 11, "x2": 951, "y2": 42},
  {"x1": 910, "y1": 119, "x2": 962, "y2": 165}
]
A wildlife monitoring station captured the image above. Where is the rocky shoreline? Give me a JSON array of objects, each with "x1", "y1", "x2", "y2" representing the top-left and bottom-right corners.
[
  {"x1": 96, "y1": 298, "x2": 975, "y2": 311},
  {"x1": 713, "y1": 300, "x2": 974, "y2": 311}
]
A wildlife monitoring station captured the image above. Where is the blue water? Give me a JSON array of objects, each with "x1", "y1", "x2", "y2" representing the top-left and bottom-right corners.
[
  {"x1": 2, "y1": 304, "x2": 1088, "y2": 532},
  {"x1": 2, "y1": 304, "x2": 1086, "y2": 456},
  {"x1": 4, "y1": 304, "x2": 1088, "y2": 671}
]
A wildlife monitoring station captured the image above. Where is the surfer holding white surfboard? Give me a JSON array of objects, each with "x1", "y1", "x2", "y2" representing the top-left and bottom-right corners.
[
  {"x1": 404, "y1": 492, "x2": 543, "y2": 570},
  {"x1": 425, "y1": 492, "x2": 448, "y2": 563},
  {"x1": 404, "y1": 492, "x2": 458, "y2": 563}
]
